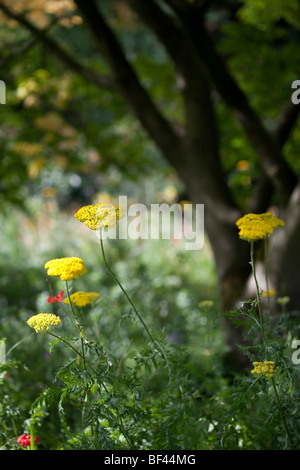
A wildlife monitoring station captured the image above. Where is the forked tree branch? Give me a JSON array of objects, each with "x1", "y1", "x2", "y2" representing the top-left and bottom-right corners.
[
  {"x1": 245, "y1": 97, "x2": 300, "y2": 213},
  {"x1": 128, "y1": 0, "x2": 236, "y2": 208},
  {"x1": 128, "y1": 0, "x2": 215, "y2": 145},
  {"x1": 0, "y1": 0, "x2": 187, "y2": 173},
  {"x1": 0, "y1": 37, "x2": 37, "y2": 67},
  {"x1": 73, "y1": 0, "x2": 185, "y2": 172},
  {"x1": 161, "y1": 0, "x2": 298, "y2": 205},
  {"x1": 0, "y1": 1, "x2": 116, "y2": 91},
  {"x1": 248, "y1": 101, "x2": 300, "y2": 212}
]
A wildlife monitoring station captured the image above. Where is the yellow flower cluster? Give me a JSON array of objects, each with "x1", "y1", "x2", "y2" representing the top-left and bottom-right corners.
[
  {"x1": 263, "y1": 289, "x2": 276, "y2": 297},
  {"x1": 64, "y1": 291, "x2": 100, "y2": 307},
  {"x1": 74, "y1": 203, "x2": 125, "y2": 230},
  {"x1": 251, "y1": 361, "x2": 278, "y2": 378},
  {"x1": 27, "y1": 313, "x2": 61, "y2": 332},
  {"x1": 236, "y1": 212, "x2": 285, "y2": 241},
  {"x1": 44, "y1": 257, "x2": 87, "y2": 281}
]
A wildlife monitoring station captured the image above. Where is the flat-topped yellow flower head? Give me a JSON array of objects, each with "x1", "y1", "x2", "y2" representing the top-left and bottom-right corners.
[
  {"x1": 236, "y1": 212, "x2": 285, "y2": 242},
  {"x1": 27, "y1": 313, "x2": 61, "y2": 332},
  {"x1": 44, "y1": 257, "x2": 87, "y2": 281},
  {"x1": 74, "y1": 203, "x2": 125, "y2": 231},
  {"x1": 251, "y1": 361, "x2": 278, "y2": 378},
  {"x1": 64, "y1": 291, "x2": 100, "y2": 307}
]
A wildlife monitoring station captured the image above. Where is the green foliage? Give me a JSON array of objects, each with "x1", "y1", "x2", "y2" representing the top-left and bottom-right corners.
[
  {"x1": 1, "y1": 195, "x2": 300, "y2": 450},
  {"x1": 239, "y1": 0, "x2": 300, "y2": 29},
  {"x1": 1, "y1": 197, "x2": 300, "y2": 450},
  {"x1": 213, "y1": 239, "x2": 300, "y2": 450},
  {"x1": 1, "y1": 0, "x2": 300, "y2": 451},
  {"x1": 0, "y1": 198, "x2": 220, "y2": 450}
]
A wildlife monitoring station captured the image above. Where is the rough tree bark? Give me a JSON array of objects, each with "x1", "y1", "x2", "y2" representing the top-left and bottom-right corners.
[{"x1": 1, "y1": 0, "x2": 299, "y2": 368}]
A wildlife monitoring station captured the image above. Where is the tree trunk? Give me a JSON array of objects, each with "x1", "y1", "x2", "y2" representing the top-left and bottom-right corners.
[{"x1": 175, "y1": 150, "x2": 253, "y2": 370}]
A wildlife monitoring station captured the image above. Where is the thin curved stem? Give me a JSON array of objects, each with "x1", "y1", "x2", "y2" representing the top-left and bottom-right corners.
[
  {"x1": 271, "y1": 377, "x2": 295, "y2": 449},
  {"x1": 48, "y1": 331, "x2": 84, "y2": 359},
  {"x1": 65, "y1": 280, "x2": 86, "y2": 369},
  {"x1": 221, "y1": 375, "x2": 261, "y2": 449},
  {"x1": 250, "y1": 241, "x2": 266, "y2": 344},
  {"x1": 99, "y1": 232, "x2": 172, "y2": 380},
  {"x1": 264, "y1": 237, "x2": 272, "y2": 316},
  {"x1": 48, "y1": 332, "x2": 110, "y2": 393},
  {"x1": 99, "y1": 234, "x2": 155, "y2": 344}
]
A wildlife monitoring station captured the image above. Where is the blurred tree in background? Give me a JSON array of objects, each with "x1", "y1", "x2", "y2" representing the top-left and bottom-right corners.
[{"x1": 0, "y1": 0, "x2": 299, "y2": 366}]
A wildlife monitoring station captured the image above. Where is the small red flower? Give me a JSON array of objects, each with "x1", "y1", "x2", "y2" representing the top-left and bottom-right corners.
[
  {"x1": 17, "y1": 434, "x2": 39, "y2": 447},
  {"x1": 47, "y1": 289, "x2": 64, "y2": 303}
]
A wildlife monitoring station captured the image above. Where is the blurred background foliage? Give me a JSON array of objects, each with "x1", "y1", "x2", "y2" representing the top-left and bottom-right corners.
[{"x1": 0, "y1": 0, "x2": 299, "y2": 449}]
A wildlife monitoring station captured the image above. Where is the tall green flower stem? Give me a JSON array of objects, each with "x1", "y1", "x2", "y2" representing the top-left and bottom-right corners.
[
  {"x1": 250, "y1": 241, "x2": 266, "y2": 344},
  {"x1": 99, "y1": 234, "x2": 155, "y2": 344},
  {"x1": 48, "y1": 331, "x2": 85, "y2": 360},
  {"x1": 264, "y1": 237, "x2": 272, "y2": 316},
  {"x1": 29, "y1": 423, "x2": 37, "y2": 451},
  {"x1": 99, "y1": 234, "x2": 171, "y2": 376},
  {"x1": 271, "y1": 377, "x2": 295, "y2": 449},
  {"x1": 221, "y1": 375, "x2": 261, "y2": 449},
  {"x1": 65, "y1": 280, "x2": 86, "y2": 369},
  {"x1": 48, "y1": 331, "x2": 135, "y2": 449},
  {"x1": 48, "y1": 331, "x2": 107, "y2": 387}
]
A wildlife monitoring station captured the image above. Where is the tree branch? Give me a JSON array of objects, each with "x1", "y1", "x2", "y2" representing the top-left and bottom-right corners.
[
  {"x1": 249, "y1": 99, "x2": 300, "y2": 211},
  {"x1": 73, "y1": 0, "x2": 184, "y2": 171},
  {"x1": 0, "y1": 36, "x2": 37, "y2": 67},
  {"x1": 128, "y1": 0, "x2": 212, "y2": 139},
  {"x1": 248, "y1": 100, "x2": 300, "y2": 212},
  {"x1": 247, "y1": 100, "x2": 300, "y2": 213},
  {"x1": 274, "y1": 100, "x2": 300, "y2": 147},
  {"x1": 128, "y1": 0, "x2": 238, "y2": 211},
  {"x1": 162, "y1": 0, "x2": 298, "y2": 205},
  {"x1": 128, "y1": 0, "x2": 184, "y2": 66},
  {"x1": 0, "y1": 1, "x2": 116, "y2": 91}
]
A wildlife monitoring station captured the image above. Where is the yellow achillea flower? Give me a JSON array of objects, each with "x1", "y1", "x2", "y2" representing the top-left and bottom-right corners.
[
  {"x1": 74, "y1": 203, "x2": 125, "y2": 230},
  {"x1": 44, "y1": 257, "x2": 87, "y2": 281},
  {"x1": 251, "y1": 361, "x2": 278, "y2": 378},
  {"x1": 236, "y1": 212, "x2": 285, "y2": 241},
  {"x1": 64, "y1": 291, "x2": 100, "y2": 307},
  {"x1": 263, "y1": 289, "x2": 276, "y2": 297},
  {"x1": 27, "y1": 313, "x2": 61, "y2": 332}
]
